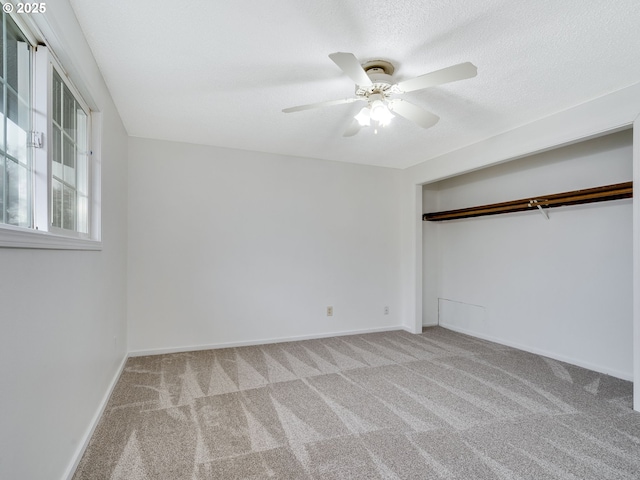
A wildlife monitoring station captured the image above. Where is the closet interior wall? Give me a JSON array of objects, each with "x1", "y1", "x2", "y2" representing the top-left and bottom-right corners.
[{"x1": 422, "y1": 129, "x2": 634, "y2": 379}]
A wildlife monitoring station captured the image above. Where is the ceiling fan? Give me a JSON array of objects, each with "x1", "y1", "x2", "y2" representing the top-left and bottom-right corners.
[{"x1": 283, "y1": 52, "x2": 477, "y2": 136}]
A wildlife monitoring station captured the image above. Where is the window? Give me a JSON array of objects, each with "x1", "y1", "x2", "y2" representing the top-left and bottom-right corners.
[
  {"x1": 0, "y1": 7, "x2": 99, "y2": 249},
  {"x1": 51, "y1": 69, "x2": 90, "y2": 235},
  {"x1": 0, "y1": 12, "x2": 31, "y2": 228}
]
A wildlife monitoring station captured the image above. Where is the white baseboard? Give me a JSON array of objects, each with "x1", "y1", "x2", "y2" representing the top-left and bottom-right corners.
[
  {"x1": 129, "y1": 325, "x2": 408, "y2": 357},
  {"x1": 63, "y1": 354, "x2": 128, "y2": 480},
  {"x1": 439, "y1": 322, "x2": 632, "y2": 381},
  {"x1": 422, "y1": 322, "x2": 438, "y2": 327}
]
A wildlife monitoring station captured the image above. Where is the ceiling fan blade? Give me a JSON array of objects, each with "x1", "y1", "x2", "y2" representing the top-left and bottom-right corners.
[
  {"x1": 387, "y1": 99, "x2": 439, "y2": 129},
  {"x1": 282, "y1": 97, "x2": 361, "y2": 113},
  {"x1": 395, "y1": 62, "x2": 477, "y2": 93},
  {"x1": 343, "y1": 118, "x2": 364, "y2": 137},
  {"x1": 328, "y1": 52, "x2": 372, "y2": 87}
]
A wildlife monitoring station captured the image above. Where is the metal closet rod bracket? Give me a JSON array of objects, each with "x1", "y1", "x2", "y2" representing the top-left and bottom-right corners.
[{"x1": 527, "y1": 199, "x2": 549, "y2": 220}]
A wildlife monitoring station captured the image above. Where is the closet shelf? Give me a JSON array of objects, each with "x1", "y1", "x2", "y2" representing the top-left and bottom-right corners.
[{"x1": 423, "y1": 181, "x2": 632, "y2": 222}]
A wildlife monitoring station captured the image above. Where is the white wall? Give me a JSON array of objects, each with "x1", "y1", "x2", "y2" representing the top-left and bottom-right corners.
[
  {"x1": 0, "y1": 3, "x2": 129, "y2": 480},
  {"x1": 633, "y1": 115, "x2": 640, "y2": 410},
  {"x1": 423, "y1": 130, "x2": 633, "y2": 378},
  {"x1": 127, "y1": 139, "x2": 403, "y2": 353},
  {"x1": 421, "y1": 188, "x2": 439, "y2": 326}
]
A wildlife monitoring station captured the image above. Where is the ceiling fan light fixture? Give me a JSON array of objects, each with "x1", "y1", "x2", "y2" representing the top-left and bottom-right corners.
[
  {"x1": 354, "y1": 107, "x2": 371, "y2": 126},
  {"x1": 370, "y1": 99, "x2": 394, "y2": 126}
]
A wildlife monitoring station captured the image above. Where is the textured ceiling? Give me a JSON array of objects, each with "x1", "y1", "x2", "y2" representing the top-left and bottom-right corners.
[{"x1": 69, "y1": 0, "x2": 640, "y2": 169}]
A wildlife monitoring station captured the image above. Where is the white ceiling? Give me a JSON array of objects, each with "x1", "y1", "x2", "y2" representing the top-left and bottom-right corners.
[{"x1": 68, "y1": 0, "x2": 640, "y2": 169}]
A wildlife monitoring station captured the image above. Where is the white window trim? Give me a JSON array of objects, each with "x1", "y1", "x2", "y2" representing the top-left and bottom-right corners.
[
  {"x1": 0, "y1": 221, "x2": 101, "y2": 249},
  {"x1": 0, "y1": 21, "x2": 102, "y2": 250}
]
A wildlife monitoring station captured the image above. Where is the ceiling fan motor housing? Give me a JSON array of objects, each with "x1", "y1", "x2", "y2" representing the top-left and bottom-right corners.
[{"x1": 355, "y1": 60, "x2": 400, "y2": 99}]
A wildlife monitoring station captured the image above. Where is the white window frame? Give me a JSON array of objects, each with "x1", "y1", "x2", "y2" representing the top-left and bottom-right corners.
[
  {"x1": 0, "y1": 10, "x2": 101, "y2": 250},
  {"x1": 37, "y1": 48, "x2": 93, "y2": 239}
]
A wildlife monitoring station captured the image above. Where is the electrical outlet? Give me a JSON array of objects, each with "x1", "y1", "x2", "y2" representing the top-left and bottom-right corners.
[
  {"x1": 327, "y1": 306, "x2": 333, "y2": 316},
  {"x1": 384, "y1": 306, "x2": 389, "y2": 315}
]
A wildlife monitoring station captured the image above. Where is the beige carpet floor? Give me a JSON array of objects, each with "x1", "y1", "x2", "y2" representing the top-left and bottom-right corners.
[{"x1": 73, "y1": 327, "x2": 640, "y2": 479}]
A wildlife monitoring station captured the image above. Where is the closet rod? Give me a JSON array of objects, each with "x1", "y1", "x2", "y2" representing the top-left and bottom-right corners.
[{"x1": 423, "y1": 181, "x2": 632, "y2": 222}]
